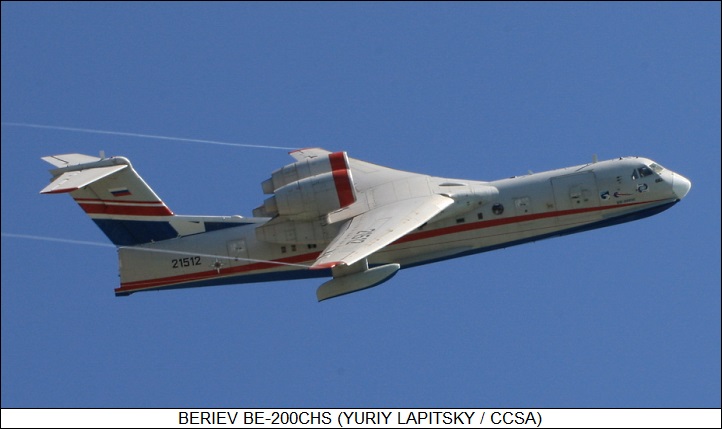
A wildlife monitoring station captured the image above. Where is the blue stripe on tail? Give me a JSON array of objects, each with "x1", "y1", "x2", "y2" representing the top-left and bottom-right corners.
[
  {"x1": 93, "y1": 219, "x2": 249, "y2": 246},
  {"x1": 93, "y1": 219, "x2": 178, "y2": 246}
]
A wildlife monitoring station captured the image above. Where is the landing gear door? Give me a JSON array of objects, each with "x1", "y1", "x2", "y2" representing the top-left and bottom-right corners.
[
  {"x1": 227, "y1": 239, "x2": 250, "y2": 266},
  {"x1": 551, "y1": 172, "x2": 600, "y2": 212}
]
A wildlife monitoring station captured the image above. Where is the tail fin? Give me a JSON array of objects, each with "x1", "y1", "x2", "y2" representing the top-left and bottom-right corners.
[{"x1": 41, "y1": 153, "x2": 177, "y2": 246}]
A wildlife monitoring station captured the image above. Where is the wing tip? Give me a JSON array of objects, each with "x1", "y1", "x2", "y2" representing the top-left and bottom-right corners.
[
  {"x1": 289, "y1": 148, "x2": 332, "y2": 161},
  {"x1": 289, "y1": 147, "x2": 316, "y2": 154}
]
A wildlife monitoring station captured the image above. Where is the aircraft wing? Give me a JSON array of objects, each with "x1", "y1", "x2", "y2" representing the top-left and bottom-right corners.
[
  {"x1": 310, "y1": 194, "x2": 453, "y2": 269},
  {"x1": 260, "y1": 148, "x2": 456, "y2": 269},
  {"x1": 289, "y1": 148, "x2": 332, "y2": 162}
]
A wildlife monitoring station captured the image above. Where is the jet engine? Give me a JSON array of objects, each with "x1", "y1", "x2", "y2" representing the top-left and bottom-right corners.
[{"x1": 253, "y1": 151, "x2": 356, "y2": 220}]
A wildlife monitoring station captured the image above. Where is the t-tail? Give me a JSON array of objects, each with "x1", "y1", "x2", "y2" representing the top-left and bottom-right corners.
[
  {"x1": 41, "y1": 153, "x2": 257, "y2": 296},
  {"x1": 40, "y1": 153, "x2": 179, "y2": 246}
]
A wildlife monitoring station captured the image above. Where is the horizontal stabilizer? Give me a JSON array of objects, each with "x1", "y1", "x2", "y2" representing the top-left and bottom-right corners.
[
  {"x1": 41, "y1": 153, "x2": 102, "y2": 168},
  {"x1": 40, "y1": 165, "x2": 128, "y2": 194}
]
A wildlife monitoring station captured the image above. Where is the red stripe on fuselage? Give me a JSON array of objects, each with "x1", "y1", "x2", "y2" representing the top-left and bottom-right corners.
[
  {"x1": 394, "y1": 199, "x2": 665, "y2": 244},
  {"x1": 116, "y1": 199, "x2": 669, "y2": 293},
  {"x1": 328, "y1": 152, "x2": 355, "y2": 208},
  {"x1": 116, "y1": 252, "x2": 321, "y2": 293}
]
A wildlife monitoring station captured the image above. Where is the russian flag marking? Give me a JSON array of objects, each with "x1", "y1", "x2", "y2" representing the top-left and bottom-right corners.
[{"x1": 110, "y1": 188, "x2": 132, "y2": 197}]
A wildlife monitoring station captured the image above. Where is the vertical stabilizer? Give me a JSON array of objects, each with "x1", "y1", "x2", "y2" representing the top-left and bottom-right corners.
[{"x1": 41, "y1": 154, "x2": 177, "y2": 246}]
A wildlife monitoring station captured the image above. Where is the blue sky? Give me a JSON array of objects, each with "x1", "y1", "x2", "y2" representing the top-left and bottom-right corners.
[{"x1": 2, "y1": 2, "x2": 719, "y2": 408}]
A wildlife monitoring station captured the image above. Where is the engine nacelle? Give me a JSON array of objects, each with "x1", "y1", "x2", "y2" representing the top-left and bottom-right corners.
[
  {"x1": 254, "y1": 151, "x2": 356, "y2": 220},
  {"x1": 261, "y1": 151, "x2": 351, "y2": 194}
]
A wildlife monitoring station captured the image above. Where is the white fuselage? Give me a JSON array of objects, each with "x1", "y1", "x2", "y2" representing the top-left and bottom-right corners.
[{"x1": 115, "y1": 156, "x2": 690, "y2": 296}]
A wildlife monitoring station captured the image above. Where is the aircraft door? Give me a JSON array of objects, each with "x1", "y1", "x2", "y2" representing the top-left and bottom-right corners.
[
  {"x1": 551, "y1": 172, "x2": 600, "y2": 212},
  {"x1": 227, "y1": 239, "x2": 250, "y2": 266}
]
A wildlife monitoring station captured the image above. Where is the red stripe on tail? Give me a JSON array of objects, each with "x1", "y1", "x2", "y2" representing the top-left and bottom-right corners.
[{"x1": 76, "y1": 200, "x2": 173, "y2": 216}]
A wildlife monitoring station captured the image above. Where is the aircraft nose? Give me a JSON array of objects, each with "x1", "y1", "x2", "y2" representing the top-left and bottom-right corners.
[{"x1": 672, "y1": 173, "x2": 691, "y2": 200}]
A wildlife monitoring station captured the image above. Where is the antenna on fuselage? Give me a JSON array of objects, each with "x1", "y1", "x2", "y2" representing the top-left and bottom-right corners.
[{"x1": 592, "y1": 154, "x2": 598, "y2": 164}]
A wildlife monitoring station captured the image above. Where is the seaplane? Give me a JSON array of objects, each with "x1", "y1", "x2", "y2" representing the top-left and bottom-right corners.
[{"x1": 40, "y1": 148, "x2": 691, "y2": 301}]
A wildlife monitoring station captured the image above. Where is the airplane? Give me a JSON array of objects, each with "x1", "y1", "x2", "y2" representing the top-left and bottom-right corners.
[{"x1": 40, "y1": 149, "x2": 691, "y2": 301}]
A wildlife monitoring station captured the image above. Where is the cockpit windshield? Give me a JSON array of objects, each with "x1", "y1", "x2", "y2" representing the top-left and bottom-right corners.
[
  {"x1": 638, "y1": 166, "x2": 654, "y2": 178},
  {"x1": 632, "y1": 163, "x2": 664, "y2": 180},
  {"x1": 650, "y1": 163, "x2": 664, "y2": 174}
]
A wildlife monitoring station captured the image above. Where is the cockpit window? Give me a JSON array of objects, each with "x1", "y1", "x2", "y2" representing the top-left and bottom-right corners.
[
  {"x1": 638, "y1": 166, "x2": 654, "y2": 178},
  {"x1": 650, "y1": 163, "x2": 664, "y2": 174},
  {"x1": 632, "y1": 165, "x2": 659, "y2": 180}
]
